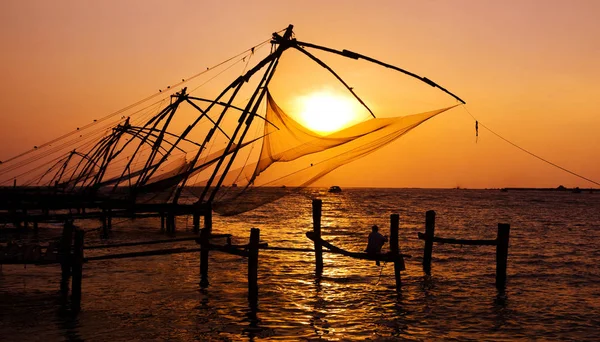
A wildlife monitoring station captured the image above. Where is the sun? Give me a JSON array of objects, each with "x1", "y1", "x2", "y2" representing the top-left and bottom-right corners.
[{"x1": 296, "y1": 91, "x2": 361, "y2": 135}]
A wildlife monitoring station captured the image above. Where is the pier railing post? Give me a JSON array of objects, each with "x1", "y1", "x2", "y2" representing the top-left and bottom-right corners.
[
  {"x1": 423, "y1": 210, "x2": 436, "y2": 275},
  {"x1": 248, "y1": 228, "x2": 260, "y2": 303},
  {"x1": 59, "y1": 220, "x2": 74, "y2": 297},
  {"x1": 390, "y1": 214, "x2": 402, "y2": 291},
  {"x1": 71, "y1": 228, "x2": 85, "y2": 313},
  {"x1": 200, "y1": 203, "x2": 212, "y2": 287},
  {"x1": 495, "y1": 223, "x2": 510, "y2": 290},
  {"x1": 312, "y1": 199, "x2": 323, "y2": 275}
]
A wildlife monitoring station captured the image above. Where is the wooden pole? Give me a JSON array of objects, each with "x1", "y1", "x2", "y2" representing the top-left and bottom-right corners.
[
  {"x1": 160, "y1": 212, "x2": 165, "y2": 232},
  {"x1": 23, "y1": 209, "x2": 28, "y2": 230},
  {"x1": 71, "y1": 228, "x2": 85, "y2": 313},
  {"x1": 101, "y1": 209, "x2": 108, "y2": 238},
  {"x1": 423, "y1": 210, "x2": 436, "y2": 275},
  {"x1": 193, "y1": 212, "x2": 200, "y2": 234},
  {"x1": 390, "y1": 214, "x2": 401, "y2": 291},
  {"x1": 107, "y1": 208, "x2": 112, "y2": 232},
  {"x1": 199, "y1": 204, "x2": 212, "y2": 287},
  {"x1": 495, "y1": 223, "x2": 510, "y2": 290},
  {"x1": 248, "y1": 228, "x2": 260, "y2": 303},
  {"x1": 167, "y1": 212, "x2": 175, "y2": 234},
  {"x1": 312, "y1": 199, "x2": 323, "y2": 275},
  {"x1": 59, "y1": 220, "x2": 74, "y2": 297}
]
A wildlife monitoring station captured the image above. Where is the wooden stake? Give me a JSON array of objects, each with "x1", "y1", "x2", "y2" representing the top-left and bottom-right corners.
[
  {"x1": 312, "y1": 199, "x2": 323, "y2": 275},
  {"x1": 248, "y1": 228, "x2": 260, "y2": 303},
  {"x1": 496, "y1": 223, "x2": 510, "y2": 290},
  {"x1": 423, "y1": 210, "x2": 436, "y2": 275},
  {"x1": 390, "y1": 214, "x2": 401, "y2": 291},
  {"x1": 59, "y1": 220, "x2": 74, "y2": 296},
  {"x1": 71, "y1": 228, "x2": 85, "y2": 313}
]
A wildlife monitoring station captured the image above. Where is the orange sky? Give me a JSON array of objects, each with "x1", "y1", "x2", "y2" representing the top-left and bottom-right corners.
[{"x1": 1, "y1": 0, "x2": 599, "y2": 188}]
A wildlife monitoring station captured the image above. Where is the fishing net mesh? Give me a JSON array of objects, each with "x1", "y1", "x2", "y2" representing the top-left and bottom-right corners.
[{"x1": 210, "y1": 92, "x2": 456, "y2": 215}]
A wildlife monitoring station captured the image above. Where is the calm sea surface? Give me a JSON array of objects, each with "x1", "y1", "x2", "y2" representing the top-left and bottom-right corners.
[{"x1": 1, "y1": 188, "x2": 599, "y2": 341}]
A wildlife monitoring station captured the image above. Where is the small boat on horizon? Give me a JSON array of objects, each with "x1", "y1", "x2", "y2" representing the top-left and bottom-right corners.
[{"x1": 328, "y1": 186, "x2": 342, "y2": 193}]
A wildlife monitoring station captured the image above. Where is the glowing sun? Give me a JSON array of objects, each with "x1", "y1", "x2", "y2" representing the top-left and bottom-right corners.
[{"x1": 296, "y1": 91, "x2": 361, "y2": 134}]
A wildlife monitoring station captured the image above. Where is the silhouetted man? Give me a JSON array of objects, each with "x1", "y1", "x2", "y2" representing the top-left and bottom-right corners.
[{"x1": 365, "y1": 225, "x2": 387, "y2": 266}]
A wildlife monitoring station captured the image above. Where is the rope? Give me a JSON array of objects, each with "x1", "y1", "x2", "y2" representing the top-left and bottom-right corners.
[{"x1": 463, "y1": 106, "x2": 600, "y2": 187}]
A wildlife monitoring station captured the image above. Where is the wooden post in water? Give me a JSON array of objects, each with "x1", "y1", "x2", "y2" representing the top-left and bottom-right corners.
[
  {"x1": 101, "y1": 209, "x2": 108, "y2": 238},
  {"x1": 193, "y1": 212, "x2": 200, "y2": 234},
  {"x1": 59, "y1": 220, "x2": 74, "y2": 296},
  {"x1": 160, "y1": 212, "x2": 165, "y2": 232},
  {"x1": 312, "y1": 199, "x2": 323, "y2": 275},
  {"x1": 167, "y1": 212, "x2": 176, "y2": 234},
  {"x1": 423, "y1": 210, "x2": 436, "y2": 275},
  {"x1": 71, "y1": 228, "x2": 85, "y2": 313},
  {"x1": 495, "y1": 223, "x2": 510, "y2": 290},
  {"x1": 107, "y1": 208, "x2": 112, "y2": 232},
  {"x1": 248, "y1": 228, "x2": 260, "y2": 303},
  {"x1": 390, "y1": 214, "x2": 401, "y2": 291},
  {"x1": 23, "y1": 209, "x2": 28, "y2": 230},
  {"x1": 199, "y1": 204, "x2": 212, "y2": 287}
]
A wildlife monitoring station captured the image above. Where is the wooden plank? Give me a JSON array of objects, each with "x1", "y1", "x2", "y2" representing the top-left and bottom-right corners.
[{"x1": 85, "y1": 247, "x2": 194, "y2": 261}]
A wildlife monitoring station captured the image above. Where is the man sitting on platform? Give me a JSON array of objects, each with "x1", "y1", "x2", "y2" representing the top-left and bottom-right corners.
[{"x1": 365, "y1": 225, "x2": 387, "y2": 266}]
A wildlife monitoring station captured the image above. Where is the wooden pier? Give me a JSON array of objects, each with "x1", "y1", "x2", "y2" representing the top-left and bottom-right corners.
[{"x1": 1, "y1": 198, "x2": 512, "y2": 315}]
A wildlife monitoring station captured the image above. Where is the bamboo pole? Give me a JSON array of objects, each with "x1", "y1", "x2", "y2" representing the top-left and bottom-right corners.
[
  {"x1": 423, "y1": 210, "x2": 436, "y2": 275},
  {"x1": 71, "y1": 228, "x2": 85, "y2": 313},
  {"x1": 248, "y1": 228, "x2": 260, "y2": 303},
  {"x1": 495, "y1": 223, "x2": 510, "y2": 290},
  {"x1": 312, "y1": 199, "x2": 323, "y2": 275},
  {"x1": 390, "y1": 214, "x2": 401, "y2": 291}
]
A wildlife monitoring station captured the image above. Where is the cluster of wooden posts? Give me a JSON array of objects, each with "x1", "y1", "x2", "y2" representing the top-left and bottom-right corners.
[
  {"x1": 5, "y1": 198, "x2": 511, "y2": 314},
  {"x1": 418, "y1": 210, "x2": 511, "y2": 290},
  {"x1": 58, "y1": 220, "x2": 85, "y2": 313}
]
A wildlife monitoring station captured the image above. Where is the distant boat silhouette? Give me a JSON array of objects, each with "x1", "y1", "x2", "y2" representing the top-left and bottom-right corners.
[{"x1": 328, "y1": 186, "x2": 342, "y2": 193}]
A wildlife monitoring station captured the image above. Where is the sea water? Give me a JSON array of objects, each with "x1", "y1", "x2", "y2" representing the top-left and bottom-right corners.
[{"x1": 1, "y1": 188, "x2": 599, "y2": 341}]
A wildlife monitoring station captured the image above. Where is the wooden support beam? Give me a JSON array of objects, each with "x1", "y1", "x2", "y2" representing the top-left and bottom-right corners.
[
  {"x1": 496, "y1": 223, "x2": 510, "y2": 291},
  {"x1": 390, "y1": 214, "x2": 402, "y2": 291},
  {"x1": 85, "y1": 247, "x2": 194, "y2": 261},
  {"x1": 312, "y1": 199, "x2": 323, "y2": 275},
  {"x1": 248, "y1": 228, "x2": 260, "y2": 303},
  {"x1": 417, "y1": 233, "x2": 497, "y2": 246},
  {"x1": 85, "y1": 236, "x2": 219, "y2": 250},
  {"x1": 423, "y1": 210, "x2": 436, "y2": 275},
  {"x1": 71, "y1": 228, "x2": 85, "y2": 313}
]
